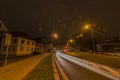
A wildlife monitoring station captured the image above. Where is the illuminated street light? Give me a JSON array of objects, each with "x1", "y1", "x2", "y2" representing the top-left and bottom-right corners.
[
  {"x1": 76, "y1": 33, "x2": 83, "y2": 39},
  {"x1": 54, "y1": 34, "x2": 58, "y2": 39},
  {"x1": 51, "y1": 33, "x2": 59, "y2": 39},
  {"x1": 80, "y1": 33, "x2": 83, "y2": 37},
  {"x1": 69, "y1": 39, "x2": 74, "y2": 43},
  {"x1": 66, "y1": 38, "x2": 74, "y2": 46},
  {"x1": 83, "y1": 24, "x2": 91, "y2": 30},
  {"x1": 83, "y1": 24, "x2": 96, "y2": 54}
]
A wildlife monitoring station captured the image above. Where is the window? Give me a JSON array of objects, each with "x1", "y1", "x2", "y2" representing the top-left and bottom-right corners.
[
  {"x1": 8, "y1": 47, "x2": 11, "y2": 51},
  {"x1": 31, "y1": 48, "x2": 33, "y2": 51},
  {"x1": 3, "y1": 47, "x2": 6, "y2": 51},
  {"x1": 12, "y1": 47, "x2": 15, "y2": 51},
  {"x1": 37, "y1": 48, "x2": 39, "y2": 51},
  {"x1": 21, "y1": 40, "x2": 24, "y2": 44},
  {"x1": 35, "y1": 48, "x2": 37, "y2": 51},
  {"x1": 27, "y1": 41, "x2": 30, "y2": 45},
  {"x1": 13, "y1": 39, "x2": 17, "y2": 44},
  {"x1": 32, "y1": 42, "x2": 34, "y2": 45}
]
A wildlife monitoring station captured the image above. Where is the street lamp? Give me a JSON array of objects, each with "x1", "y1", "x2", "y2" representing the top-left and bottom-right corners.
[
  {"x1": 66, "y1": 38, "x2": 74, "y2": 46},
  {"x1": 69, "y1": 39, "x2": 74, "y2": 43},
  {"x1": 83, "y1": 24, "x2": 96, "y2": 54},
  {"x1": 51, "y1": 33, "x2": 59, "y2": 39},
  {"x1": 51, "y1": 33, "x2": 60, "y2": 49}
]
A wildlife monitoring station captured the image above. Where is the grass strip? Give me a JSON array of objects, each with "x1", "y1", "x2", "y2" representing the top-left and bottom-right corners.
[
  {"x1": 67, "y1": 52, "x2": 120, "y2": 69},
  {"x1": 23, "y1": 54, "x2": 54, "y2": 80}
]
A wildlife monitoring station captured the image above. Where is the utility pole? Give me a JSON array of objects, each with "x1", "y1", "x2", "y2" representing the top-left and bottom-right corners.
[
  {"x1": 91, "y1": 29, "x2": 96, "y2": 54},
  {"x1": 4, "y1": 45, "x2": 9, "y2": 67},
  {"x1": 3, "y1": 33, "x2": 11, "y2": 67}
]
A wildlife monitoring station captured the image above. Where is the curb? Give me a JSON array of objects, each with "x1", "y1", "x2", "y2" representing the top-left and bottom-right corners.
[
  {"x1": 52, "y1": 56, "x2": 60, "y2": 80},
  {"x1": 52, "y1": 55, "x2": 69, "y2": 80}
]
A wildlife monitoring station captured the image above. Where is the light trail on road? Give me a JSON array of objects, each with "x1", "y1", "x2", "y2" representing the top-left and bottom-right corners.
[{"x1": 56, "y1": 51, "x2": 120, "y2": 80}]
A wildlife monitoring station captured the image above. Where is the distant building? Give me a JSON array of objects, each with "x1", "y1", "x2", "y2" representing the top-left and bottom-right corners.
[
  {"x1": 46, "y1": 43, "x2": 54, "y2": 52},
  {"x1": 2, "y1": 31, "x2": 35, "y2": 56},
  {"x1": 35, "y1": 42, "x2": 44, "y2": 53},
  {"x1": 0, "y1": 20, "x2": 54, "y2": 55},
  {"x1": 35, "y1": 37, "x2": 54, "y2": 53},
  {"x1": 97, "y1": 37, "x2": 120, "y2": 52}
]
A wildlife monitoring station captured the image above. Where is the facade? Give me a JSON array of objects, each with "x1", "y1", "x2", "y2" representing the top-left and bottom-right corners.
[
  {"x1": 0, "y1": 20, "x2": 51, "y2": 56},
  {"x1": 0, "y1": 20, "x2": 8, "y2": 55},
  {"x1": 1, "y1": 32, "x2": 12, "y2": 55},
  {"x1": 2, "y1": 31, "x2": 35, "y2": 56}
]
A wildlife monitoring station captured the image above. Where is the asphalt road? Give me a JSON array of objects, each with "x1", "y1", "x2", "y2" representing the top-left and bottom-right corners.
[{"x1": 56, "y1": 53, "x2": 111, "y2": 80}]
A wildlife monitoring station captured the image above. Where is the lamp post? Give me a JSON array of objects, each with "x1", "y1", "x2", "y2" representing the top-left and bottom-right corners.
[
  {"x1": 91, "y1": 28, "x2": 96, "y2": 54},
  {"x1": 51, "y1": 33, "x2": 59, "y2": 49},
  {"x1": 83, "y1": 24, "x2": 96, "y2": 54},
  {"x1": 51, "y1": 33, "x2": 59, "y2": 40}
]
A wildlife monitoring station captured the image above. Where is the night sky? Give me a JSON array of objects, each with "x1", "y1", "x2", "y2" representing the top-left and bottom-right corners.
[{"x1": 0, "y1": 0, "x2": 120, "y2": 40}]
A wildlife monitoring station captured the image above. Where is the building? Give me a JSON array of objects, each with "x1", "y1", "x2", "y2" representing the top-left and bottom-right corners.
[
  {"x1": 97, "y1": 37, "x2": 120, "y2": 52},
  {"x1": 2, "y1": 31, "x2": 35, "y2": 56},
  {"x1": 46, "y1": 43, "x2": 54, "y2": 52},
  {"x1": 0, "y1": 20, "x2": 9, "y2": 55},
  {"x1": 35, "y1": 42, "x2": 44, "y2": 53},
  {"x1": 35, "y1": 37, "x2": 54, "y2": 53}
]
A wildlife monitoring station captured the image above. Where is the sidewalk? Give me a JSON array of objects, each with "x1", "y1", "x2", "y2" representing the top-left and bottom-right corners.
[{"x1": 0, "y1": 53, "x2": 50, "y2": 80}]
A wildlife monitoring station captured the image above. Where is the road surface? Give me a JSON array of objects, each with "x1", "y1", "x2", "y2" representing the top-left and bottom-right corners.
[{"x1": 55, "y1": 52, "x2": 112, "y2": 80}]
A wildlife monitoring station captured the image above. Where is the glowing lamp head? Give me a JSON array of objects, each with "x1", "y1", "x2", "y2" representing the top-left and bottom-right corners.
[{"x1": 83, "y1": 24, "x2": 91, "y2": 30}]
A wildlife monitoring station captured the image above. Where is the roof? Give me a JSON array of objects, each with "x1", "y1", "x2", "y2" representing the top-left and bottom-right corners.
[
  {"x1": 0, "y1": 20, "x2": 8, "y2": 32},
  {"x1": 9, "y1": 31, "x2": 34, "y2": 40}
]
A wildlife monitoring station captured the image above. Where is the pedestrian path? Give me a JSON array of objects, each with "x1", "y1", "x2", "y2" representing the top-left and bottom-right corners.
[{"x1": 0, "y1": 53, "x2": 50, "y2": 80}]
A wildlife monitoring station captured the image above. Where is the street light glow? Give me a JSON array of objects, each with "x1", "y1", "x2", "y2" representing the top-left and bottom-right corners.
[
  {"x1": 80, "y1": 33, "x2": 83, "y2": 37},
  {"x1": 54, "y1": 34, "x2": 58, "y2": 38},
  {"x1": 83, "y1": 24, "x2": 91, "y2": 30},
  {"x1": 69, "y1": 39, "x2": 74, "y2": 43},
  {"x1": 51, "y1": 33, "x2": 59, "y2": 39}
]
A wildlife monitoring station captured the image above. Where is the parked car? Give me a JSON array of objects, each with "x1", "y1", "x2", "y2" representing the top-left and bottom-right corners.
[{"x1": 31, "y1": 51, "x2": 41, "y2": 56}]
